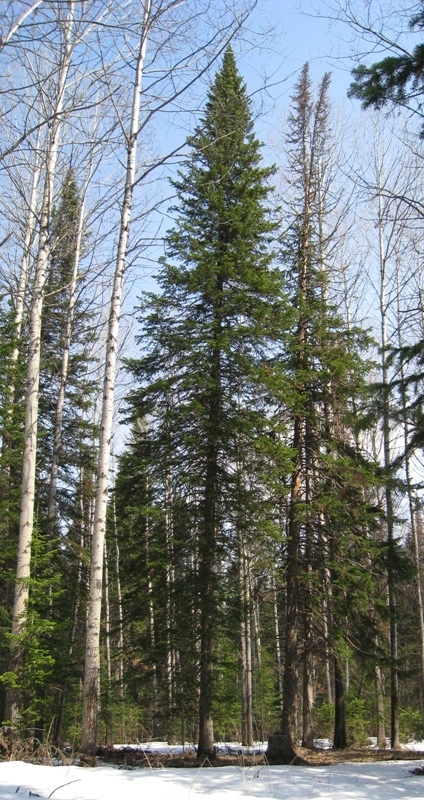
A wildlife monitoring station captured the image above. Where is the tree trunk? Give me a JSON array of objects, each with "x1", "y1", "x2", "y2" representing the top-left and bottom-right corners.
[
  {"x1": 3, "y1": 140, "x2": 40, "y2": 434},
  {"x1": 317, "y1": 509, "x2": 334, "y2": 708},
  {"x1": 271, "y1": 574, "x2": 284, "y2": 709},
  {"x1": 165, "y1": 470, "x2": 176, "y2": 744},
  {"x1": 0, "y1": 142, "x2": 40, "y2": 622},
  {"x1": 396, "y1": 274, "x2": 424, "y2": 709},
  {"x1": 375, "y1": 657, "x2": 386, "y2": 748},
  {"x1": 302, "y1": 620, "x2": 314, "y2": 749},
  {"x1": 81, "y1": 0, "x2": 152, "y2": 755},
  {"x1": 144, "y1": 513, "x2": 158, "y2": 733},
  {"x1": 268, "y1": 415, "x2": 302, "y2": 762},
  {"x1": 5, "y1": 5, "x2": 74, "y2": 724},
  {"x1": 196, "y1": 355, "x2": 220, "y2": 759},
  {"x1": 302, "y1": 422, "x2": 314, "y2": 749},
  {"x1": 54, "y1": 486, "x2": 85, "y2": 745},
  {"x1": 240, "y1": 537, "x2": 253, "y2": 747},
  {"x1": 376, "y1": 181, "x2": 400, "y2": 750},
  {"x1": 111, "y1": 496, "x2": 124, "y2": 699},
  {"x1": 333, "y1": 656, "x2": 347, "y2": 749}
]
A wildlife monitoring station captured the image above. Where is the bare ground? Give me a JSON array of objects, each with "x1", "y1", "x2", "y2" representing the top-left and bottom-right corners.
[{"x1": 95, "y1": 745, "x2": 424, "y2": 769}]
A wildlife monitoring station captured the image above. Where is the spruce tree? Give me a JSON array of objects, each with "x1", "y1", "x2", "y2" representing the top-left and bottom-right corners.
[
  {"x1": 0, "y1": 169, "x2": 98, "y2": 736},
  {"x1": 265, "y1": 65, "x2": 382, "y2": 762},
  {"x1": 125, "y1": 46, "x2": 290, "y2": 758},
  {"x1": 36, "y1": 168, "x2": 98, "y2": 740},
  {"x1": 348, "y1": 7, "x2": 424, "y2": 136}
]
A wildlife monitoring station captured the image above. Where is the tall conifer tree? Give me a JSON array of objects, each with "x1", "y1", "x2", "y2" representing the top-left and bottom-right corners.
[
  {"x1": 266, "y1": 64, "x2": 381, "y2": 762},
  {"x1": 126, "y1": 46, "x2": 290, "y2": 758}
]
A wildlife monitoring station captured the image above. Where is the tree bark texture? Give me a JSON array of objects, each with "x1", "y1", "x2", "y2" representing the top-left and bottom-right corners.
[
  {"x1": 333, "y1": 656, "x2": 347, "y2": 750},
  {"x1": 196, "y1": 341, "x2": 220, "y2": 759},
  {"x1": 81, "y1": 0, "x2": 152, "y2": 754},
  {"x1": 5, "y1": 4, "x2": 74, "y2": 724}
]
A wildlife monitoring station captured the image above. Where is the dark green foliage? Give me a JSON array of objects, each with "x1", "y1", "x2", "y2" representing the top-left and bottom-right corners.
[
  {"x1": 121, "y1": 47, "x2": 292, "y2": 750},
  {"x1": 39, "y1": 169, "x2": 97, "y2": 532},
  {"x1": 383, "y1": 339, "x2": 424, "y2": 463},
  {"x1": 0, "y1": 304, "x2": 28, "y2": 720},
  {"x1": 348, "y1": 8, "x2": 424, "y2": 135},
  {"x1": 275, "y1": 64, "x2": 386, "y2": 755},
  {"x1": 0, "y1": 168, "x2": 99, "y2": 737},
  {"x1": 114, "y1": 428, "x2": 200, "y2": 741}
]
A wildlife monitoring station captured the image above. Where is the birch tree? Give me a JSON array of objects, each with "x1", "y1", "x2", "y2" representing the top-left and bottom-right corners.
[{"x1": 5, "y1": 2, "x2": 78, "y2": 725}]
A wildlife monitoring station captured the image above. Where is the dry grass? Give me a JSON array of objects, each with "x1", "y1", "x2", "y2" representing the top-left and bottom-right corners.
[
  {"x1": 95, "y1": 744, "x2": 424, "y2": 769},
  {"x1": 2, "y1": 731, "x2": 424, "y2": 769},
  {"x1": 0, "y1": 727, "x2": 73, "y2": 765}
]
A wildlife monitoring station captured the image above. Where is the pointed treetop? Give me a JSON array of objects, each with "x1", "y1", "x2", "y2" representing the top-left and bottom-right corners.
[{"x1": 193, "y1": 44, "x2": 254, "y2": 154}]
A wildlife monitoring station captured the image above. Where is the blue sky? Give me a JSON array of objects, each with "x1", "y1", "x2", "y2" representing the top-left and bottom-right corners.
[
  {"x1": 240, "y1": 0, "x2": 356, "y2": 99},
  {"x1": 229, "y1": 0, "x2": 362, "y2": 149}
]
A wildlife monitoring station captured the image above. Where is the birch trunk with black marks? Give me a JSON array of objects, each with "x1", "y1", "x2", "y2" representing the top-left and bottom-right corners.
[
  {"x1": 81, "y1": 0, "x2": 152, "y2": 754},
  {"x1": 5, "y1": 4, "x2": 75, "y2": 724}
]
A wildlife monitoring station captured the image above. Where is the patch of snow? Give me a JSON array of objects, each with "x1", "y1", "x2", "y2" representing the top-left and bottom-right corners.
[
  {"x1": 313, "y1": 738, "x2": 332, "y2": 749},
  {"x1": 2, "y1": 753, "x2": 424, "y2": 800}
]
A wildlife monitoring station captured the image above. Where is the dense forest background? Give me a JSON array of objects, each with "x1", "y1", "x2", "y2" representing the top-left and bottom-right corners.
[{"x1": 1, "y1": 0, "x2": 424, "y2": 760}]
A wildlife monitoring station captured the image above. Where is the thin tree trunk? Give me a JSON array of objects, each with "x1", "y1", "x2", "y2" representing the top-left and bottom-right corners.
[
  {"x1": 375, "y1": 656, "x2": 386, "y2": 748},
  {"x1": 271, "y1": 574, "x2": 284, "y2": 708},
  {"x1": 302, "y1": 606, "x2": 314, "y2": 749},
  {"x1": 280, "y1": 290, "x2": 307, "y2": 754},
  {"x1": 5, "y1": 5, "x2": 75, "y2": 724},
  {"x1": 302, "y1": 422, "x2": 314, "y2": 749},
  {"x1": 144, "y1": 515, "x2": 158, "y2": 731},
  {"x1": 376, "y1": 181, "x2": 400, "y2": 750},
  {"x1": 103, "y1": 538, "x2": 112, "y2": 743},
  {"x1": 0, "y1": 142, "x2": 41, "y2": 614},
  {"x1": 322, "y1": 536, "x2": 333, "y2": 706},
  {"x1": 165, "y1": 470, "x2": 176, "y2": 744},
  {"x1": 104, "y1": 539, "x2": 112, "y2": 688},
  {"x1": 3, "y1": 140, "x2": 41, "y2": 430},
  {"x1": 279, "y1": 416, "x2": 302, "y2": 754},
  {"x1": 396, "y1": 273, "x2": 424, "y2": 708},
  {"x1": 54, "y1": 487, "x2": 85, "y2": 745},
  {"x1": 333, "y1": 656, "x2": 347, "y2": 749},
  {"x1": 111, "y1": 495, "x2": 124, "y2": 699},
  {"x1": 81, "y1": 0, "x2": 152, "y2": 755},
  {"x1": 196, "y1": 364, "x2": 219, "y2": 759},
  {"x1": 239, "y1": 536, "x2": 253, "y2": 747},
  {"x1": 278, "y1": 72, "x2": 310, "y2": 754},
  {"x1": 253, "y1": 596, "x2": 264, "y2": 742}
]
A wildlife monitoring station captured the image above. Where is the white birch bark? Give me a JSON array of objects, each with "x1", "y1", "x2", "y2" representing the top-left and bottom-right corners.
[
  {"x1": 103, "y1": 539, "x2": 112, "y2": 688},
  {"x1": 1, "y1": 142, "x2": 40, "y2": 478},
  {"x1": 0, "y1": 1, "x2": 45, "y2": 51},
  {"x1": 5, "y1": 3, "x2": 75, "y2": 725},
  {"x1": 111, "y1": 494, "x2": 124, "y2": 698},
  {"x1": 12, "y1": 147, "x2": 41, "y2": 361},
  {"x1": 81, "y1": 0, "x2": 152, "y2": 754},
  {"x1": 271, "y1": 574, "x2": 283, "y2": 709}
]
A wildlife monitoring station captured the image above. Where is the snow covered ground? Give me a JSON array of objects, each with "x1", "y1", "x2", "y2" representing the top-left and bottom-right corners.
[{"x1": 1, "y1": 743, "x2": 424, "y2": 800}]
